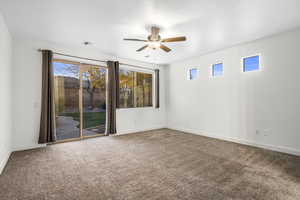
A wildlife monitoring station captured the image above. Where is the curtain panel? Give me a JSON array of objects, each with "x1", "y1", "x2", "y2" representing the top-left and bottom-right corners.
[
  {"x1": 155, "y1": 69, "x2": 160, "y2": 108},
  {"x1": 38, "y1": 50, "x2": 56, "y2": 144},
  {"x1": 106, "y1": 61, "x2": 119, "y2": 135}
]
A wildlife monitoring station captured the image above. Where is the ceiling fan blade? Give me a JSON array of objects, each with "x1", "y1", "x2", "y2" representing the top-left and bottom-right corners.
[
  {"x1": 136, "y1": 45, "x2": 148, "y2": 52},
  {"x1": 124, "y1": 38, "x2": 148, "y2": 42},
  {"x1": 161, "y1": 36, "x2": 186, "y2": 42},
  {"x1": 160, "y1": 44, "x2": 171, "y2": 52}
]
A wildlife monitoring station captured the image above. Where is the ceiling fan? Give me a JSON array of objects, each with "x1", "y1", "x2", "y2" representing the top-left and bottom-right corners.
[{"x1": 123, "y1": 26, "x2": 186, "y2": 53}]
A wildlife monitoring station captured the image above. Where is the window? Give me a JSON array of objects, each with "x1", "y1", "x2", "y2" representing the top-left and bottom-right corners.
[
  {"x1": 119, "y1": 69, "x2": 153, "y2": 108},
  {"x1": 243, "y1": 55, "x2": 260, "y2": 72},
  {"x1": 212, "y1": 63, "x2": 223, "y2": 77},
  {"x1": 188, "y1": 68, "x2": 198, "y2": 80}
]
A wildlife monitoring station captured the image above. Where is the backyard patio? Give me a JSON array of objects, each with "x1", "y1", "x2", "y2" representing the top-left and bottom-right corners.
[{"x1": 56, "y1": 111, "x2": 106, "y2": 140}]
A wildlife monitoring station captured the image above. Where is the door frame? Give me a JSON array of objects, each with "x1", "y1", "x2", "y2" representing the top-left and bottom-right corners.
[{"x1": 53, "y1": 59, "x2": 107, "y2": 143}]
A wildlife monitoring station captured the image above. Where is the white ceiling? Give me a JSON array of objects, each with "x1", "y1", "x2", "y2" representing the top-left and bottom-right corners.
[{"x1": 1, "y1": 0, "x2": 300, "y2": 64}]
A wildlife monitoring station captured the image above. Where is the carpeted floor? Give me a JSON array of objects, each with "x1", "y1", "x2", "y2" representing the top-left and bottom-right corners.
[{"x1": 1, "y1": 129, "x2": 300, "y2": 200}]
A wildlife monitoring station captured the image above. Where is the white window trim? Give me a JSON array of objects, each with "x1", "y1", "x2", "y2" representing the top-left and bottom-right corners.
[
  {"x1": 53, "y1": 54, "x2": 106, "y2": 67},
  {"x1": 119, "y1": 65, "x2": 155, "y2": 74},
  {"x1": 241, "y1": 53, "x2": 263, "y2": 73},
  {"x1": 118, "y1": 66, "x2": 156, "y2": 109}
]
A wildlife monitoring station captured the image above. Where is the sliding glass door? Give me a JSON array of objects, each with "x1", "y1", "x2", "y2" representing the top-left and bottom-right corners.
[
  {"x1": 81, "y1": 65, "x2": 106, "y2": 137},
  {"x1": 53, "y1": 60, "x2": 106, "y2": 141},
  {"x1": 53, "y1": 60, "x2": 81, "y2": 140}
]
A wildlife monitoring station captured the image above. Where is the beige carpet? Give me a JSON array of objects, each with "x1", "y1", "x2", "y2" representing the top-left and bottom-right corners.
[{"x1": 1, "y1": 129, "x2": 300, "y2": 200}]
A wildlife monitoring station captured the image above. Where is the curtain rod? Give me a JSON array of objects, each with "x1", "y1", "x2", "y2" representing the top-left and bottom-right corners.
[{"x1": 38, "y1": 49, "x2": 157, "y2": 71}]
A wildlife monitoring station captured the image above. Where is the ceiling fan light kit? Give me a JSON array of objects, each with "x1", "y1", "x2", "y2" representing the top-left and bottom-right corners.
[
  {"x1": 124, "y1": 26, "x2": 186, "y2": 53},
  {"x1": 147, "y1": 41, "x2": 161, "y2": 49}
]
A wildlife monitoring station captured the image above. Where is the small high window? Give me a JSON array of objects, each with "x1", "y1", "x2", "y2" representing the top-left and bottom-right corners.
[
  {"x1": 212, "y1": 63, "x2": 223, "y2": 77},
  {"x1": 188, "y1": 68, "x2": 198, "y2": 80},
  {"x1": 243, "y1": 55, "x2": 260, "y2": 72}
]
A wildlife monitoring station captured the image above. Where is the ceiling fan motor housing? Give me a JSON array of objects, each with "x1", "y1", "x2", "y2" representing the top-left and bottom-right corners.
[
  {"x1": 149, "y1": 26, "x2": 161, "y2": 41},
  {"x1": 148, "y1": 35, "x2": 161, "y2": 41}
]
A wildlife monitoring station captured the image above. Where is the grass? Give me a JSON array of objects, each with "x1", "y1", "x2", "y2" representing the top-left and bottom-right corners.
[{"x1": 61, "y1": 112, "x2": 106, "y2": 129}]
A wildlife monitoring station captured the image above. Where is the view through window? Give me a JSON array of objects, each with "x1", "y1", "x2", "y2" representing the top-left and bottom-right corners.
[
  {"x1": 53, "y1": 60, "x2": 106, "y2": 141},
  {"x1": 188, "y1": 68, "x2": 198, "y2": 80},
  {"x1": 212, "y1": 63, "x2": 223, "y2": 77},
  {"x1": 119, "y1": 69, "x2": 153, "y2": 108},
  {"x1": 243, "y1": 55, "x2": 260, "y2": 72}
]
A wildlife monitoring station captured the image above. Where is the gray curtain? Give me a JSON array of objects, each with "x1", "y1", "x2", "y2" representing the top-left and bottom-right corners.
[
  {"x1": 106, "y1": 61, "x2": 119, "y2": 135},
  {"x1": 38, "y1": 50, "x2": 56, "y2": 144},
  {"x1": 155, "y1": 69, "x2": 160, "y2": 108}
]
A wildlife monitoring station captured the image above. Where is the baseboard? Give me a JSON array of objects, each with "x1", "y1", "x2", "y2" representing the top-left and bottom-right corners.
[
  {"x1": 0, "y1": 150, "x2": 11, "y2": 174},
  {"x1": 117, "y1": 126, "x2": 166, "y2": 135},
  {"x1": 12, "y1": 128, "x2": 164, "y2": 150},
  {"x1": 12, "y1": 144, "x2": 46, "y2": 152},
  {"x1": 168, "y1": 126, "x2": 300, "y2": 157}
]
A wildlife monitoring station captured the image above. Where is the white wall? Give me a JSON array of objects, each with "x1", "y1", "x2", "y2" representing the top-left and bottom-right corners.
[
  {"x1": 117, "y1": 67, "x2": 166, "y2": 134},
  {"x1": 0, "y1": 13, "x2": 12, "y2": 173},
  {"x1": 12, "y1": 25, "x2": 300, "y2": 157},
  {"x1": 166, "y1": 29, "x2": 300, "y2": 156},
  {"x1": 12, "y1": 38, "x2": 166, "y2": 151}
]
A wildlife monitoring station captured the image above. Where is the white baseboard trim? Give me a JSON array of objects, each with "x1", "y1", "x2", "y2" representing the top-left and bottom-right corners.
[
  {"x1": 0, "y1": 150, "x2": 11, "y2": 174},
  {"x1": 12, "y1": 127, "x2": 165, "y2": 151},
  {"x1": 168, "y1": 126, "x2": 300, "y2": 157},
  {"x1": 117, "y1": 126, "x2": 166, "y2": 135},
  {"x1": 12, "y1": 144, "x2": 46, "y2": 152}
]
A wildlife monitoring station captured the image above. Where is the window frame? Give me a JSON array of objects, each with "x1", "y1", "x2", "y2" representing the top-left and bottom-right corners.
[
  {"x1": 242, "y1": 54, "x2": 262, "y2": 73},
  {"x1": 187, "y1": 68, "x2": 199, "y2": 80},
  {"x1": 118, "y1": 65, "x2": 155, "y2": 110},
  {"x1": 211, "y1": 62, "x2": 224, "y2": 78},
  {"x1": 52, "y1": 58, "x2": 107, "y2": 142}
]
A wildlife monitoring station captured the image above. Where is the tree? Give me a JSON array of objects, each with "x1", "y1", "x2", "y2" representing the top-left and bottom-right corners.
[
  {"x1": 119, "y1": 70, "x2": 134, "y2": 107},
  {"x1": 57, "y1": 63, "x2": 106, "y2": 110},
  {"x1": 83, "y1": 67, "x2": 106, "y2": 110}
]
